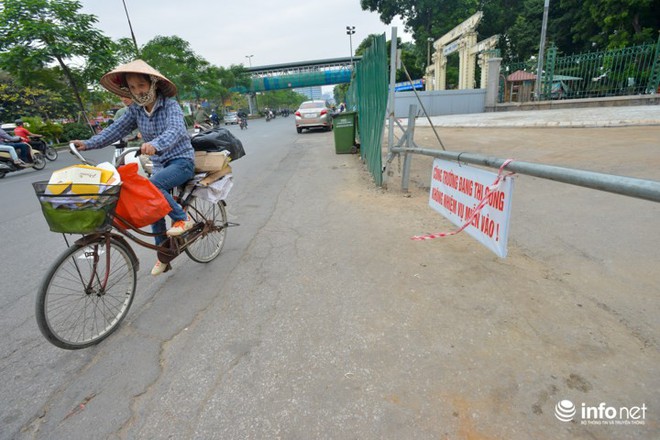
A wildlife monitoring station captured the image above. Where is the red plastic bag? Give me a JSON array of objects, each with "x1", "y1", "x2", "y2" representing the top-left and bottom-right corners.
[{"x1": 113, "y1": 163, "x2": 171, "y2": 228}]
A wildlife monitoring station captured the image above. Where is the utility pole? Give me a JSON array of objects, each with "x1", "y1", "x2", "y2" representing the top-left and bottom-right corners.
[{"x1": 535, "y1": 0, "x2": 550, "y2": 100}]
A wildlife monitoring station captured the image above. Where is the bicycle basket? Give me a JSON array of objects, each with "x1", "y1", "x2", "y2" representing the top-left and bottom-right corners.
[{"x1": 33, "y1": 181, "x2": 121, "y2": 234}]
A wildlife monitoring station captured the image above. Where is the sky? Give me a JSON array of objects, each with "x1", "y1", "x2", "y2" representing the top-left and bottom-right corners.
[{"x1": 78, "y1": 0, "x2": 412, "y2": 69}]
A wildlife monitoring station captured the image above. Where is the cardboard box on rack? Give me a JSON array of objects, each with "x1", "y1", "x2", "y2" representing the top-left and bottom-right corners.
[
  {"x1": 199, "y1": 164, "x2": 232, "y2": 186},
  {"x1": 194, "y1": 151, "x2": 229, "y2": 172}
]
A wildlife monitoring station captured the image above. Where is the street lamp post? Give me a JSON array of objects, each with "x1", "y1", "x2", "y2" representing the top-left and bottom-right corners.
[
  {"x1": 346, "y1": 26, "x2": 356, "y2": 67},
  {"x1": 427, "y1": 37, "x2": 434, "y2": 67},
  {"x1": 245, "y1": 55, "x2": 255, "y2": 115}
]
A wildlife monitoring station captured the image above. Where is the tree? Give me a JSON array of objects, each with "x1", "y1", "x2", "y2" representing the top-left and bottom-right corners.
[
  {"x1": 140, "y1": 36, "x2": 209, "y2": 100},
  {"x1": 360, "y1": 0, "x2": 481, "y2": 48},
  {"x1": 0, "y1": 70, "x2": 77, "y2": 121},
  {"x1": 361, "y1": 0, "x2": 659, "y2": 67},
  {"x1": 0, "y1": 0, "x2": 119, "y2": 132},
  {"x1": 139, "y1": 36, "x2": 250, "y2": 108},
  {"x1": 566, "y1": 0, "x2": 660, "y2": 49}
]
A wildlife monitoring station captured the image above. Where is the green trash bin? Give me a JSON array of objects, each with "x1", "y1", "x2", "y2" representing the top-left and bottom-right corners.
[{"x1": 333, "y1": 111, "x2": 357, "y2": 154}]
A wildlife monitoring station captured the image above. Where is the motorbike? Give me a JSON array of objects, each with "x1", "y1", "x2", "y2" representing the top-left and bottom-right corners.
[
  {"x1": 265, "y1": 110, "x2": 274, "y2": 122},
  {"x1": 0, "y1": 144, "x2": 46, "y2": 178},
  {"x1": 193, "y1": 121, "x2": 213, "y2": 134},
  {"x1": 27, "y1": 136, "x2": 58, "y2": 161},
  {"x1": 239, "y1": 116, "x2": 248, "y2": 130}
]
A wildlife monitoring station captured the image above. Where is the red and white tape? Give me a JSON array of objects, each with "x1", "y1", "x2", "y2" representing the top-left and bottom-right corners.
[{"x1": 411, "y1": 159, "x2": 515, "y2": 241}]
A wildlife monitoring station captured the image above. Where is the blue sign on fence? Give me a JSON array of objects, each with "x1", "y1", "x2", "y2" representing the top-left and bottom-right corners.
[{"x1": 394, "y1": 79, "x2": 425, "y2": 92}]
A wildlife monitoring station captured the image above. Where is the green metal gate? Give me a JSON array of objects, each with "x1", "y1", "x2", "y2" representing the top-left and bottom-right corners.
[
  {"x1": 501, "y1": 36, "x2": 660, "y2": 101},
  {"x1": 346, "y1": 33, "x2": 388, "y2": 186}
]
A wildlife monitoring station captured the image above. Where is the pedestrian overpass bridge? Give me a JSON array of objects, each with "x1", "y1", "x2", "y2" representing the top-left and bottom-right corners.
[{"x1": 236, "y1": 56, "x2": 361, "y2": 93}]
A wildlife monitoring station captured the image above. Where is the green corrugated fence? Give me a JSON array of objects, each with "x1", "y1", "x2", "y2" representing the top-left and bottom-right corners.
[{"x1": 346, "y1": 33, "x2": 389, "y2": 186}]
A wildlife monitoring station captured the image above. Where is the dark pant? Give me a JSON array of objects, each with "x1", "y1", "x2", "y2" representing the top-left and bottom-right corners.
[{"x1": 5, "y1": 142, "x2": 31, "y2": 162}]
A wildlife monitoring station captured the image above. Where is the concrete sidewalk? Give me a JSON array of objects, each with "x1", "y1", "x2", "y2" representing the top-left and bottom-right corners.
[{"x1": 412, "y1": 104, "x2": 660, "y2": 128}]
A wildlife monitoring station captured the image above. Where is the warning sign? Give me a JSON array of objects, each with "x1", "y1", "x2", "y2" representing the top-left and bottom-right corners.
[{"x1": 428, "y1": 158, "x2": 515, "y2": 257}]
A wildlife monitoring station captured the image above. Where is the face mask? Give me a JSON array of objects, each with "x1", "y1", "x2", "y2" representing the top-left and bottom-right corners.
[{"x1": 129, "y1": 75, "x2": 159, "y2": 107}]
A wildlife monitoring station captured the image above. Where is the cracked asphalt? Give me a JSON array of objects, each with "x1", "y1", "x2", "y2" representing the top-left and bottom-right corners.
[{"x1": 1, "y1": 109, "x2": 658, "y2": 439}]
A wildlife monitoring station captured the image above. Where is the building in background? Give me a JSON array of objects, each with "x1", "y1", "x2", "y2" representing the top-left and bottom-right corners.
[{"x1": 295, "y1": 86, "x2": 323, "y2": 100}]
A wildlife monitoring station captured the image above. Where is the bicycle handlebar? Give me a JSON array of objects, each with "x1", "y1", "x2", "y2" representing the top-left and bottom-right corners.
[{"x1": 69, "y1": 143, "x2": 96, "y2": 166}]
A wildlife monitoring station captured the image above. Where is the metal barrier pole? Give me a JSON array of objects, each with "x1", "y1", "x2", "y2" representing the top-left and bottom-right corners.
[
  {"x1": 401, "y1": 105, "x2": 417, "y2": 192},
  {"x1": 387, "y1": 27, "x2": 398, "y2": 157},
  {"x1": 391, "y1": 145, "x2": 660, "y2": 203}
]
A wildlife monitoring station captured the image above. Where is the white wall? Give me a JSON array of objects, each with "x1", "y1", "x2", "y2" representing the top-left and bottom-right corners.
[{"x1": 392, "y1": 89, "x2": 486, "y2": 118}]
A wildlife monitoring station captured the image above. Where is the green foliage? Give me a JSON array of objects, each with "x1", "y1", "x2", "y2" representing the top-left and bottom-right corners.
[
  {"x1": 61, "y1": 122, "x2": 91, "y2": 142},
  {"x1": 0, "y1": 0, "x2": 118, "y2": 81},
  {"x1": 18, "y1": 116, "x2": 45, "y2": 132},
  {"x1": 334, "y1": 83, "x2": 350, "y2": 105},
  {"x1": 257, "y1": 90, "x2": 306, "y2": 111},
  {"x1": 15, "y1": 115, "x2": 63, "y2": 142},
  {"x1": 361, "y1": 0, "x2": 659, "y2": 62},
  {"x1": 41, "y1": 121, "x2": 64, "y2": 142},
  {"x1": 0, "y1": 72, "x2": 77, "y2": 121},
  {"x1": 138, "y1": 36, "x2": 252, "y2": 109},
  {"x1": 0, "y1": 0, "x2": 119, "y2": 125}
]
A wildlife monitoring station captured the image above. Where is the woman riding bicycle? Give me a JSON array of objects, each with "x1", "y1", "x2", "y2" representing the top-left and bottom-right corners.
[{"x1": 72, "y1": 59, "x2": 195, "y2": 276}]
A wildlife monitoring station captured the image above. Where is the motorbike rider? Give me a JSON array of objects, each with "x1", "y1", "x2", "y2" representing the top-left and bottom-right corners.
[
  {"x1": 194, "y1": 104, "x2": 210, "y2": 128},
  {"x1": 0, "y1": 144, "x2": 27, "y2": 166},
  {"x1": 0, "y1": 126, "x2": 33, "y2": 164},
  {"x1": 210, "y1": 109, "x2": 220, "y2": 126},
  {"x1": 114, "y1": 96, "x2": 141, "y2": 145},
  {"x1": 14, "y1": 119, "x2": 43, "y2": 143},
  {"x1": 237, "y1": 109, "x2": 248, "y2": 127},
  {"x1": 71, "y1": 59, "x2": 196, "y2": 276}
]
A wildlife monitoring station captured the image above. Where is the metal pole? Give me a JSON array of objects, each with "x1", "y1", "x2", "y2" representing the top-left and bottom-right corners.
[
  {"x1": 122, "y1": 0, "x2": 140, "y2": 57},
  {"x1": 346, "y1": 26, "x2": 356, "y2": 68},
  {"x1": 535, "y1": 0, "x2": 550, "y2": 100},
  {"x1": 391, "y1": 145, "x2": 660, "y2": 203},
  {"x1": 387, "y1": 27, "x2": 398, "y2": 159},
  {"x1": 401, "y1": 105, "x2": 417, "y2": 192},
  {"x1": 245, "y1": 55, "x2": 254, "y2": 114}
]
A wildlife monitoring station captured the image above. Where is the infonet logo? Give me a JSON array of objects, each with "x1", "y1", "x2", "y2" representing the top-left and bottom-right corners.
[
  {"x1": 555, "y1": 400, "x2": 576, "y2": 422},
  {"x1": 555, "y1": 400, "x2": 647, "y2": 425}
]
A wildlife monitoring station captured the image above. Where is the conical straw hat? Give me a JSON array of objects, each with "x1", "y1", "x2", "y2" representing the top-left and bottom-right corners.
[{"x1": 100, "y1": 59, "x2": 177, "y2": 98}]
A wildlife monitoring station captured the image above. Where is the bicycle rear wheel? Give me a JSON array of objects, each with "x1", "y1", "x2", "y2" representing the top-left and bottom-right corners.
[
  {"x1": 36, "y1": 237, "x2": 137, "y2": 349},
  {"x1": 184, "y1": 196, "x2": 227, "y2": 263}
]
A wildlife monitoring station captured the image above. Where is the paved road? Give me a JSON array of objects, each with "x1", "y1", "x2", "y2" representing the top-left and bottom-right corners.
[{"x1": 0, "y1": 109, "x2": 658, "y2": 439}]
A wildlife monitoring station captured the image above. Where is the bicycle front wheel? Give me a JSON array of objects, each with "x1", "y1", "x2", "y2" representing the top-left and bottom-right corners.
[
  {"x1": 184, "y1": 196, "x2": 228, "y2": 263},
  {"x1": 36, "y1": 237, "x2": 137, "y2": 349},
  {"x1": 45, "y1": 146, "x2": 58, "y2": 161}
]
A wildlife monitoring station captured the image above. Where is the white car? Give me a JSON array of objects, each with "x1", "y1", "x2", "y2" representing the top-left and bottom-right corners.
[
  {"x1": 224, "y1": 112, "x2": 239, "y2": 125},
  {"x1": 295, "y1": 100, "x2": 333, "y2": 133}
]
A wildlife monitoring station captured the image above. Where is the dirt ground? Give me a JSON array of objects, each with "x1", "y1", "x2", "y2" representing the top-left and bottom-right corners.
[{"x1": 342, "y1": 125, "x2": 660, "y2": 438}]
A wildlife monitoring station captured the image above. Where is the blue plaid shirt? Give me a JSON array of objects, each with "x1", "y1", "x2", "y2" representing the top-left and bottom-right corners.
[{"x1": 84, "y1": 96, "x2": 194, "y2": 170}]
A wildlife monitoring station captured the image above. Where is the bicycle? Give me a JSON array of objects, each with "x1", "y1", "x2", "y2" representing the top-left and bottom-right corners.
[{"x1": 32, "y1": 144, "x2": 236, "y2": 349}]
